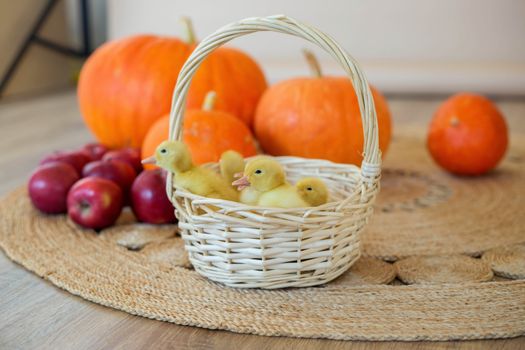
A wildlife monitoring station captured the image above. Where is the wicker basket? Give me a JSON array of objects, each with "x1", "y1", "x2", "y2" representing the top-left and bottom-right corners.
[{"x1": 166, "y1": 15, "x2": 381, "y2": 289}]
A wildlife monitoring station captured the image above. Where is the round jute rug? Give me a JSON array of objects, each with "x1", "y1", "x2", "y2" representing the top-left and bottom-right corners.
[
  {"x1": 1, "y1": 129, "x2": 524, "y2": 341},
  {"x1": 364, "y1": 127, "x2": 525, "y2": 260}
]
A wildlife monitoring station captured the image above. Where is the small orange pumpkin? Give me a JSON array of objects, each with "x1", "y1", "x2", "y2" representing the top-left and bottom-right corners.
[
  {"x1": 427, "y1": 93, "x2": 508, "y2": 175},
  {"x1": 142, "y1": 91, "x2": 258, "y2": 167},
  {"x1": 254, "y1": 50, "x2": 392, "y2": 165}
]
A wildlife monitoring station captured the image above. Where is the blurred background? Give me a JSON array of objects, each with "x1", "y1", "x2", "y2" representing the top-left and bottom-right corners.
[{"x1": 1, "y1": 0, "x2": 524, "y2": 99}]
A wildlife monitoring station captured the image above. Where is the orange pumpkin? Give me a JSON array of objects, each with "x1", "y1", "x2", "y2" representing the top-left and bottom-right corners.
[
  {"x1": 78, "y1": 18, "x2": 266, "y2": 149},
  {"x1": 254, "y1": 50, "x2": 392, "y2": 165},
  {"x1": 78, "y1": 35, "x2": 191, "y2": 149},
  {"x1": 142, "y1": 92, "x2": 258, "y2": 167},
  {"x1": 427, "y1": 93, "x2": 508, "y2": 175},
  {"x1": 184, "y1": 21, "x2": 267, "y2": 128}
]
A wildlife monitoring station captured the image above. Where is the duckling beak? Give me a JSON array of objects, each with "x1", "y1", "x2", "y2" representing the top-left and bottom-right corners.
[
  {"x1": 232, "y1": 175, "x2": 250, "y2": 191},
  {"x1": 141, "y1": 156, "x2": 157, "y2": 165}
]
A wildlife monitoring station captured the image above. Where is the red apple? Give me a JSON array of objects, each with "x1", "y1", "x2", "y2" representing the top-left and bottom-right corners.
[
  {"x1": 82, "y1": 143, "x2": 109, "y2": 161},
  {"x1": 82, "y1": 160, "x2": 136, "y2": 200},
  {"x1": 40, "y1": 150, "x2": 91, "y2": 174},
  {"x1": 103, "y1": 148, "x2": 142, "y2": 173},
  {"x1": 131, "y1": 169, "x2": 176, "y2": 224},
  {"x1": 67, "y1": 177, "x2": 123, "y2": 229},
  {"x1": 28, "y1": 162, "x2": 80, "y2": 214}
]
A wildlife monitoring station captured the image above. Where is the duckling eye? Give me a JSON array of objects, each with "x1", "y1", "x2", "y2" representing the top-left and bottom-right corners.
[
  {"x1": 254, "y1": 169, "x2": 262, "y2": 175},
  {"x1": 307, "y1": 187, "x2": 313, "y2": 191},
  {"x1": 160, "y1": 149, "x2": 167, "y2": 154}
]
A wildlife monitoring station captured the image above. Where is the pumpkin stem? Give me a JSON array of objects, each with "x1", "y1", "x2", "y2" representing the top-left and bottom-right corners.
[
  {"x1": 180, "y1": 17, "x2": 197, "y2": 44},
  {"x1": 303, "y1": 49, "x2": 323, "y2": 78},
  {"x1": 202, "y1": 91, "x2": 217, "y2": 111}
]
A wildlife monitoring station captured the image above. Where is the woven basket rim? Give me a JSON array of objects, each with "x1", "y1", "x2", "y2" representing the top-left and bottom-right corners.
[{"x1": 171, "y1": 155, "x2": 365, "y2": 214}]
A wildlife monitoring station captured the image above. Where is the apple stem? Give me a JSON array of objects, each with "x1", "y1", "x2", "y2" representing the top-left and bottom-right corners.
[
  {"x1": 180, "y1": 17, "x2": 197, "y2": 44},
  {"x1": 303, "y1": 49, "x2": 323, "y2": 78},
  {"x1": 202, "y1": 91, "x2": 217, "y2": 111}
]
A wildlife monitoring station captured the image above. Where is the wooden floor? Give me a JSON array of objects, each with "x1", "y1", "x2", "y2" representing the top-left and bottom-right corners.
[{"x1": 0, "y1": 91, "x2": 524, "y2": 350}]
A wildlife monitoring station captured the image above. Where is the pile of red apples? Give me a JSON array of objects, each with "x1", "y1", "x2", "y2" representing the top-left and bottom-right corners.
[{"x1": 28, "y1": 143, "x2": 176, "y2": 230}]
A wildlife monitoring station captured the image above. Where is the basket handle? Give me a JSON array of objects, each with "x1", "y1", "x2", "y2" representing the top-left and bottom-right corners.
[{"x1": 167, "y1": 15, "x2": 381, "y2": 176}]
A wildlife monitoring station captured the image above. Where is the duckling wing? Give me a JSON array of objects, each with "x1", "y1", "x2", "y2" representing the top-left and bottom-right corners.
[
  {"x1": 176, "y1": 167, "x2": 239, "y2": 201},
  {"x1": 175, "y1": 169, "x2": 215, "y2": 197},
  {"x1": 199, "y1": 168, "x2": 239, "y2": 201}
]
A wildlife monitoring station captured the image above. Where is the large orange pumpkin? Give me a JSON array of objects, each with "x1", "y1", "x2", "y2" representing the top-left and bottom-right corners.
[
  {"x1": 184, "y1": 20, "x2": 267, "y2": 128},
  {"x1": 254, "y1": 51, "x2": 392, "y2": 165},
  {"x1": 78, "y1": 18, "x2": 267, "y2": 149},
  {"x1": 78, "y1": 35, "x2": 191, "y2": 149},
  {"x1": 142, "y1": 92, "x2": 258, "y2": 167},
  {"x1": 186, "y1": 46, "x2": 268, "y2": 128}
]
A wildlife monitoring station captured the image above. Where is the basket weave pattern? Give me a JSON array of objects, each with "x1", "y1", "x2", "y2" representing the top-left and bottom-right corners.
[{"x1": 166, "y1": 15, "x2": 381, "y2": 288}]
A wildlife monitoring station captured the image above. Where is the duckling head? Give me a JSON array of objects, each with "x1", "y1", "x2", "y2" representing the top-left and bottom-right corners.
[
  {"x1": 232, "y1": 157, "x2": 286, "y2": 192},
  {"x1": 296, "y1": 177, "x2": 329, "y2": 207},
  {"x1": 142, "y1": 140, "x2": 193, "y2": 173}
]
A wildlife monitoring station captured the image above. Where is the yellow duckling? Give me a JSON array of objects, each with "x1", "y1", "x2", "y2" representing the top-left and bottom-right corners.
[
  {"x1": 221, "y1": 152, "x2": 263, "y2": 205},
  {"x1": 219, "y1": 150, "x2": 245, "y2": 187},
  {"x1": 142, "y1": 141, "x2": 239, "y2": 201},
  {"x1": 233, "y1": 157, "x2": 308, "y2": 208},
  {"x1": 219, "y1": 151, "x2": 263, "y2": 203},
  {"x1": 295, "y1": 177, "x2": 329, "y2": 206}
]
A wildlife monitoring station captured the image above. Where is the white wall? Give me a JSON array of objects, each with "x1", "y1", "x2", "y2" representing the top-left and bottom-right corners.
[{"x1": 108, "y1": 0, "x2": 525, "y2": 95}]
